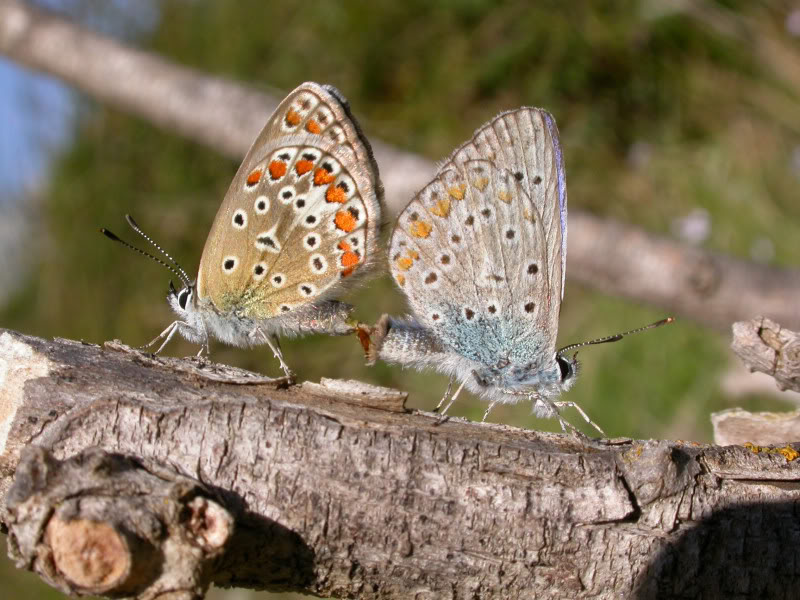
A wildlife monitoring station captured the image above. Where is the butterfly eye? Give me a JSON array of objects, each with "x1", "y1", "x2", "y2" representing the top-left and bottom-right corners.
[
  {"x1": 556, "y1": 354, "x2": 574, "y2": 382},
  {"x1": 178, "y1": 289, "x2": 191, "y2": 310}
]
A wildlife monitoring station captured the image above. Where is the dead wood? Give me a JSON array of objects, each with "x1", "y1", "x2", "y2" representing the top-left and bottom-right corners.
[
  {"x1": 710, "y1": 318, "x2": 800, "y2": 446},
  {"x1": 1, "y1": 0, "x2": 799, "y2": 331},
  {"x1": 2, "y1": 328, "x2": 800, "y2": 599},
  {"x1": 731, "y1": 317, "x2": 800, "y2": 394},
  {"x1": 712, "y1": 407, "x2": 800, "y2": 446}
]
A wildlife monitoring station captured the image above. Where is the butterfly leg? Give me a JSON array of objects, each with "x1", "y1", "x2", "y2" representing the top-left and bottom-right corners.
[
  {"x1": 546, "y1": 401, "x2": 581, "y2": 436},
  {"x1": 435, "y1": 380, "x2": 467, "y2": 424},
  {"x1": 553, "y1": 400, "x2": 606, "y2": 438},
  {"x1": 141, "y1": 321, "x2": 182, "y2": 354},
  {"x1": 482, "y1": 401, "x2": 499, "y2": 422},
  {"x1": 433, "y1": 377, "x2": 455, "y2": 413},
  {"x1": 258, "y1": 330, "x2": 294, "y2": 379},
  {"x1": 195, "y1": 341, "x2": 209, "y2": 357},
  {"x1": 520, "y1": 391, "x2": 585, "y2": 437}
]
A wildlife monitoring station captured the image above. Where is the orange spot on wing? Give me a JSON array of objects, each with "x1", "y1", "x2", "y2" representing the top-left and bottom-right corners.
[
  {"x1": 409, "y1": 221, "x2": 433, "y2": 238},
  {"x1": 430, "y1": 198, "x2": 451, "y2": 217},
  {"x1": 448, "y1": 184, "x2": 467, "y2": 200},
  {"x1": 340, "y1": 267, "x2": 355, "y2": 278},
  {"x1": 334, "y1": 211, "x2": 357, "y2": 232},
  {"x1": 314, "y1": 167, "x2": 335, "y2": 186},
  {"x1": 395, "y1": 247, "x2": 419, "y2": 272},
  {"x1": 341, "y1": 251, "x2": 359, "y2": 268},
  {"x1": 295, "y1": 159, "x2": 314, "y2": 175},
  {"x1": 338, "y1": 241, "x2": 360, "y2": 269},
  {"x1": 326, "y1": 184, "x2": 347, "y2": 203},
  {"x1": 268, "y1": 160, "x2": 287, "y2": 180},
  {"x1": 285, "y1": 109, "x2": 301, "y2": 127},
  {"x1": 498, "y1": 191, "x2": 512, "y2": 203},
  {"x1": 246, "y1": 169, "x2": 263, "y2": 186},
  {"x1": 306, "y1": 119, "x2": 321, "y2": 134},
  {"x1": 473, "y1": 177, "x2": 489, "y2": 191},
  {"x1": 395, "y1": 274, "x2": 406, "y2": 286}
]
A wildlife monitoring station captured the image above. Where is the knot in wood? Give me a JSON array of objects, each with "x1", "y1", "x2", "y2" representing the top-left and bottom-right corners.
[{"x1": 46, "y1": 516, "x2": 130, "y2": 593}]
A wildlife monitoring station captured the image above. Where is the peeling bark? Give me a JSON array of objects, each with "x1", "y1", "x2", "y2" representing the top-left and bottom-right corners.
[{"x1": 2, "y1": 329, "x2": 800, "y2": 599}]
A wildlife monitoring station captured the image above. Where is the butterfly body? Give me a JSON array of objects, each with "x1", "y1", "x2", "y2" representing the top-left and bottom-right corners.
[
  {"x1": 166, "y1": 281, "x2": 355, "y2": 350},
  {"x1": 369, "y1": 107, "x2": 580, "y2": 422},
  {"x1": 371, "y1": 315, "x2": 576, "y2": 418}
]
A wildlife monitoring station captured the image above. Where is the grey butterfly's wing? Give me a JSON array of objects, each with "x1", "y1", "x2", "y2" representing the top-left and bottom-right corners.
[
  {"x1": 388, "y1": 108, "x2": 566, "y2": 366},
  {"x1": 450, "y1": 108, "x2": 567, "y2": 304},
  {"x1": 197, "y1": 82, "x2": 383, "y2": 319}
]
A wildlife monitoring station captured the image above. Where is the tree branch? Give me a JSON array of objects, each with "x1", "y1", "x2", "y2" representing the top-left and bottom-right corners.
[
  {"x1": 2, "y1": 328, "x2": 800, "y2": 598},
  {"x1": 712, "y1": 318, "x2": 800, "y2": 445},
  {"x1": 731, "y1": 317, "x2": 800, "y2": 393},
  {"x1": 0, "y1": 0, "x2": 798, "y2": 331},
  {"x1": 7, "y1": 446, "x2": 233, "y2": 600}
]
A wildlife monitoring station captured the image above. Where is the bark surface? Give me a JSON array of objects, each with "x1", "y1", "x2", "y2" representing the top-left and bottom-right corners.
[{"x1": 2, "y1": 329, "x2": 800, "y2": 599}]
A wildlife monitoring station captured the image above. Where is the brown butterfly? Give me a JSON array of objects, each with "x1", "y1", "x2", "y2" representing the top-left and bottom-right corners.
[{"x1": 103, "y1": 82, "x2": 384, "y2": 377}]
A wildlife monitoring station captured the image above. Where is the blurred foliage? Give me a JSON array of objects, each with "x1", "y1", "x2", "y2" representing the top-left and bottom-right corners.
[{"x1": 3, "y1": 0, "x2": 800, "y2": 598}]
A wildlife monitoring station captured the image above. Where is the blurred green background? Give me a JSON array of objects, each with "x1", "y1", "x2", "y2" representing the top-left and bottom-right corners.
[{"x1": 2, "y1": 0, "x2": 800, "y2": 598}]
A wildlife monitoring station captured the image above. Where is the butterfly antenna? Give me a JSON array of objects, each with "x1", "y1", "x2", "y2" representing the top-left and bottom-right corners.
[
  {"x1": 123, "y1": 214, "x2": 193, "y2": 286},
  {"x1": 100, "y1": 227, "x2": 191, "y2": 288},
  {"x1": 557, "y1": 317, "x2": 674, "y2": 356}
]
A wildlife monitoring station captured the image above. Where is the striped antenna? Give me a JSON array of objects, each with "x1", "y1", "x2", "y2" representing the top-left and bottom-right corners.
[
  {"x1": 557, "y1": 317, "x2": 674, "y2": 356},
  {"x1": 123, "y1": 215, "x2": 192, "y2": 285},
  {"x1": 100, "y1": 221, "x2": 191, "y2": 288}
]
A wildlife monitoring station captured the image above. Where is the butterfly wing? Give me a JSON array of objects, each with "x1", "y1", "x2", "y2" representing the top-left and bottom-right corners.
[
  {"x1": 197, "y1": 82, "x2": 383, "y2": 319},
  {"x1": 388, "y1": 108, "x2": 566, "y2": 366},
  {"x1": 449, "y1": 107, "x2": 567, "y2": 305}
]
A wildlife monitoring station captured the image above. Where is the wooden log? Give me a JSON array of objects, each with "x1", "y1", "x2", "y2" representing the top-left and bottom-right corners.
[{"x1": 2, "y1": 328, "x2": 800, "y2": 598}]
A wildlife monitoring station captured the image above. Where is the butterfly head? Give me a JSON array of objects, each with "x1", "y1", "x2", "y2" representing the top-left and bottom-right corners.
[
  {"x1": 165, "y1": 279, "x2": 210, "y2": 345},
  {"x1": 493, "y1": 352, "x2": 579, "y2": 399},
  {"x1": 101, "y1": 215, "x2": 210, "y2": 346},
  {"x1": 167, "y1": 279, "x2": 195, "y2": 315},
  {"x1": 555, "y1": 351, "x2": 580, "y2": 392}
]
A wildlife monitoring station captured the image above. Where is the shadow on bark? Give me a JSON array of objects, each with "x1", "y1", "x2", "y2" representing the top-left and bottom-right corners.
[
  {"x1": 636, "y1": 500, "x2": 800, "y2": 599},
  {"x1": 211, "y1": 492, "x2": 317, "y2": 593}
]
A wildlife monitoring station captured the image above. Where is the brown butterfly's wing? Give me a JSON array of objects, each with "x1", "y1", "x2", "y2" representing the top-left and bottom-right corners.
[{"x1": 197, "y1": 82, "x2": 383, "y2": 320}]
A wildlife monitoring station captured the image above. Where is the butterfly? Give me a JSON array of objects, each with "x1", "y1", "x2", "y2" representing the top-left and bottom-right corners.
[
  {"x1": 103, "y1": 82, "x2": 384, "y2": 377},
  {"x1": 364, "y1": 107, "x2": 670, "y2": 434}
]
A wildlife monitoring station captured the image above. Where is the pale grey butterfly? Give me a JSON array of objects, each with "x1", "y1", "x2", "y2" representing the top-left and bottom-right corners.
[
  {"x1": 103, "y1": 82, "x2": 384, "y2": 378},
  {"x1": 364, "y1": 107, "x2": 670, "y2": 434}
]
